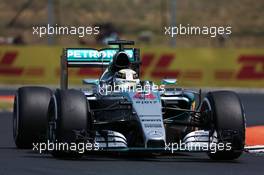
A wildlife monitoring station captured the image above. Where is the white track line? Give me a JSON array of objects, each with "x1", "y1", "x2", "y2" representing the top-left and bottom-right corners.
[{"x1": 245, "y1": 145, "x2": 264, "y2": 153}]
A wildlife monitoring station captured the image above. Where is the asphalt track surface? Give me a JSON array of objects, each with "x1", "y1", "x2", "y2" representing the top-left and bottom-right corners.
[{"x1": 0, "y1": 90, "x2": 264, "y2": 175}]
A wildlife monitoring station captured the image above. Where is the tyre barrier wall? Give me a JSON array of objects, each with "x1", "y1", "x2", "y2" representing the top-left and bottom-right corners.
[{"x1": 0, "y1": 46, "x2": 264, "y2": 87}]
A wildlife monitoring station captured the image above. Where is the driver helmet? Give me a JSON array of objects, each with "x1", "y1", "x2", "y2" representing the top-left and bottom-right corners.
[{"x1": 113, "y1": 69, "x2": 140, "y2": 89}]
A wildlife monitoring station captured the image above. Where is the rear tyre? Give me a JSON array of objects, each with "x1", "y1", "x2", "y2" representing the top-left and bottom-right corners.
[
  {"x1": 201, "y1": 91, "x2": 245, "y2": 160},
  {"x1": 48, "y1": 89, "x2": 92, "y2": 159},
  {"x1": 13, "y1": 87, "x2": 52, "y2": 148}
]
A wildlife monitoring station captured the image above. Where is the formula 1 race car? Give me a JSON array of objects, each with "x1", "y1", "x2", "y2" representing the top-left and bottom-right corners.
[{"x1": 13, "y1": 40, "x2": 246, "y2": 160}]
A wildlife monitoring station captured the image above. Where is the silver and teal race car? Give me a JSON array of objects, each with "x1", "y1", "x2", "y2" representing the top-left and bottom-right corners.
[{"x1": 13, "y1": 40, "x2": 246, "y2": 160}]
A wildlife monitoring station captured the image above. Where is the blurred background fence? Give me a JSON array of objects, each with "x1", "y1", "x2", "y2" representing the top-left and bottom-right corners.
[{"x1": 0, "y1": 0, "x2": 263, "y2": 47}]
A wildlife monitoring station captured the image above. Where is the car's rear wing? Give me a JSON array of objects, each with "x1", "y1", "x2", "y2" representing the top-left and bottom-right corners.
[{"x1": 60, "y1": 47, "x2": 141, "y2": 89}]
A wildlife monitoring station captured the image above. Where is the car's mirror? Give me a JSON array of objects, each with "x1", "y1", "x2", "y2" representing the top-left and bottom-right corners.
[
  {"x1": 82, "y1": 79, "x2": 99, "y2": 85},
  {"x1": 161, "y1": 79, "x2": 177, "y2": 85}
]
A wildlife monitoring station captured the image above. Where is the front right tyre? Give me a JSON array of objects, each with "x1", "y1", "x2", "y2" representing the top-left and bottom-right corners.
[{"x1": 200, "y1": 91, "x2": 245, "y2": 160}]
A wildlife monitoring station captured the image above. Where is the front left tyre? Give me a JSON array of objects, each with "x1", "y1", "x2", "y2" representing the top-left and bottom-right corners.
[
  {"x1": 47, "y1": 89, "x2": 92, "y2": 158},
  {"x1": 13, "y1": 87, "x2": 52, "y2": 148}
]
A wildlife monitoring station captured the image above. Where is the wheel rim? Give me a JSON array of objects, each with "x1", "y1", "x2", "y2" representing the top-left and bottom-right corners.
[
  {"x1": 48, "y1": 95, "x2": 57, "y2": 142},
  {"x1": 200, "y1": 97, "x2": 219, "y2": 147},
  {"x1": 13, "y1": 95, "x2": 19, "y2": 140}
]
